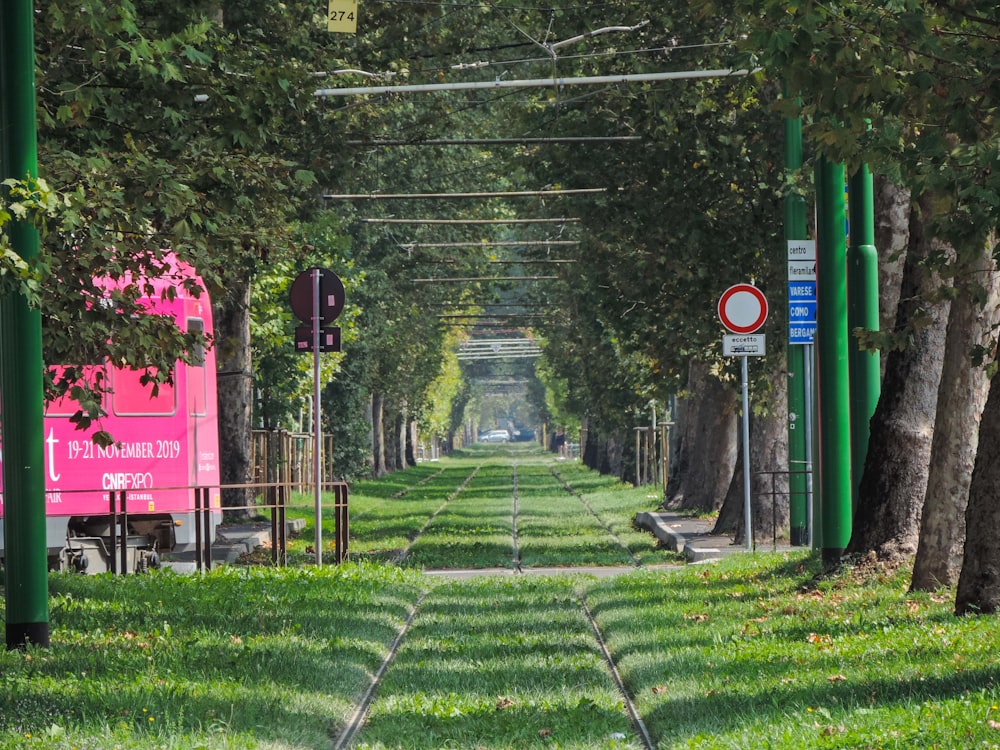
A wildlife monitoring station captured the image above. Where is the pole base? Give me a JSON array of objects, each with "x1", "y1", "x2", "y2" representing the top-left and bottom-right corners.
[
  {"x1": 822, "y1": 547, "x2": 845, "y2": 570},
  {"x1": 790, "y1": 526, "x2": 808, "y2": 547},
  {"x1": 6, "y1": 622, "x2": 50, "y2": 650}
]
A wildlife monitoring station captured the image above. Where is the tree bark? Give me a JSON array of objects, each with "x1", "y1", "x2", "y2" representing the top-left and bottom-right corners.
[
  {"x1": 408, "y1": 419, "x2": 418, "y2": 466},
  {"x1": 912, "y1": 244, "x2": 998, "y2": 590},
  {"x1": 604, "y1": 430, "x2": 625, "y2": 478},
  {"x1": 582, "y1": 419, "x2": 599, "y2": 470},
  {"x1": 713, "y1": 362, "x2": 790, "y2": 543},
  {"x1": 848, "y1": 195, "x2": 951, "y2": 559},
  {"x1": 371, "y1": 391, "x2": 386, "y2": 477},
  {"x1": 874, "y1": 177, "x2": 910, "y2": 348},
  {"x1": 395, "y1": 404, "x2": 407, "y2": 470},
  {"x1": 956, "y1": 364, "x2": 1000, "y2": 614},
  {"x1": 665, "y1": 358, "x2": 738, "y2": 512},
  {"x1": 215, "y1": 275, "x2": 253, "y2": 513}
]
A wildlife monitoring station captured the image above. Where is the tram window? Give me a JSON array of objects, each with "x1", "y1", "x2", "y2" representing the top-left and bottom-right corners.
[
  {"x1": 111, "y1": 366, "x2": 176, "y2": 416},
  {"x1": 187, "y1": 317, "x2": 207, "y2": 416},
  {"x1": 188, "y1": 318, "x2": 206, "y2": 366}
]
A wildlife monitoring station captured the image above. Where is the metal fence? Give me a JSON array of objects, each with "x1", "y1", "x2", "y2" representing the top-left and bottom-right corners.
[{"x1": 98, "y1": 478, "x2": 348, "y2": 574}]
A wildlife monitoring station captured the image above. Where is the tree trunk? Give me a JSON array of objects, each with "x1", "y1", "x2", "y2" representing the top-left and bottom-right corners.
[
  {"x1": 371, "y1": 391, "x2": 386, "y2": 477},
  {"x1": 713, "y1": 449, "x2": 744, "y2": 538},
  {"x1": 395, "y1": 405, "x2": 407, "y2": 470},
  {"x1": 848, "y1": 195, "x2": 951, "y2": 559},
  {"x1": 408, "y1": 419, "x2": 418, "y2": 465},
  {"x1": 665, "y1": 358, "x2": 738, "y2": 512},
  {"x1": 956, "y1": 363, "x2": 1000, "y2": 614},
  {"x1": 215, "y1": 275, "x2": 253, "y2": 513},
  {"x1": 913, "y1": 244, "x2": 999, "y2": 590},
  {"x1": 605, "y1": 430, "x2": 625, "y2": 478},
  {"x1": 713, "y1": 363, "x2": 790, "y2": 542},
  {"x1": 381, "y1": 401, "x2": 400, "y2": 471},
  {"x1": 874, "y1": 177, "x2": 910, "y2": 349},
  {"x1": 582, "y1": 420, "x2": 599, "y2": 470}
]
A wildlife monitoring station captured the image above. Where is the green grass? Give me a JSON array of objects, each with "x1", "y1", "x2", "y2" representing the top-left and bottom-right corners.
[
  {"x1": 0, "y1": 564, "x2": 425, "y2": 749},
  {"x1": 588, "y1": 554, "x2": 1000, "y2": 749},
  {"x1": 281, "y1": 448, "x2": 676, "y2": 570},
  {"x1": 6, "y1": 452, "x2": 1000, "y2": 748},
  {"x1": 353, "y1": 576, "x2": 641, "y2": 749}
]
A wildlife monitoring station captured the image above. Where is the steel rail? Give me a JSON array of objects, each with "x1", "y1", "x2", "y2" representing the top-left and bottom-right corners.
[
  {"x1": 391, "y1": 465, "x2": 481, "y2": 566},
  {"x1": 580, "y1": 595, "x2": 656, "y2": 750},
  {"x1": 331, "y1": 591, "x2": 429, "y2": 750},
  {"x1": 550, "y1": 466, "x2": 641, "y2": 566}
]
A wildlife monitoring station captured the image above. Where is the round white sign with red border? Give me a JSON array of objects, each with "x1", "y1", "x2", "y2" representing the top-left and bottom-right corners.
[{"x1": 718, "y1": 284, "x2": 768, "y2": 334}]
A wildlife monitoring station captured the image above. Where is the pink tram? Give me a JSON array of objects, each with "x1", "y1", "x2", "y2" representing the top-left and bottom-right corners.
[{"x1": 0, "y1": 255, "x2": 222, "y2": 573}]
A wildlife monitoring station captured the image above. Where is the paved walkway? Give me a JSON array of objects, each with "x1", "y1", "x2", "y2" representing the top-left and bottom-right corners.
[{"x1": 634, "y1": 510, "x2": 796, "y2": 562}]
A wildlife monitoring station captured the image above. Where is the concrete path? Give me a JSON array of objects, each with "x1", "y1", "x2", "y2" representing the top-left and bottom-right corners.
[{"x1": 634, "y1": 510, "x2": 796, "y2": 562}]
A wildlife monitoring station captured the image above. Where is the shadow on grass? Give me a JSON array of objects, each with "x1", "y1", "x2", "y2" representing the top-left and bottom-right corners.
[
  {"x1": 11, "y1": 567, "x2": 426, "y2": 746},
  {"x1": 584, "y1": 557, "x2": 1000, "y2": 747},
  {"x1": 354, "y1": 577, "x2": 640, "y2": 749}
]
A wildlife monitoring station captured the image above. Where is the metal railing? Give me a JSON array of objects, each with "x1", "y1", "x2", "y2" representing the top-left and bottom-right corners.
[
  {"x1": 752, "y1": 469, "x2": 811, "y2": 551},
  {"x1": 63, "y1": 478, "x2": 348, "y2": 575}
]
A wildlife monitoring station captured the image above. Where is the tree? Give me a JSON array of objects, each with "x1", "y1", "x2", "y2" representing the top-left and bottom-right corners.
[
  {"x1": 912, "y1": 242, "x2": 998, "y2": 589},
  {"x1": 504, "y1": 2, "x2": 788, "y2": 487},
  {"x1": 32, "y1": 1, "x2": 338, "y2": 510},
  {"x1": 665, "y1": 359, "x2": 738, "y2": 513},
  {"x1": 720, "y1": 0, "x2": 1000, "y2": 588},
  {"x1": 957, "y1": 366, "x2": 1000, "y2": 614},
  {"x1": 848, "y1": 196, "x2": 951, "y2": 558}
]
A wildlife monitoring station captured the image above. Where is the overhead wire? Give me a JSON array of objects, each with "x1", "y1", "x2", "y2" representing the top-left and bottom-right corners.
[
  {"x1": 326, "y1": 6, "x2": 720, "y2": 257},
  {"x1": 366, "y1": 0, "x2": 642, "y2": 10}
]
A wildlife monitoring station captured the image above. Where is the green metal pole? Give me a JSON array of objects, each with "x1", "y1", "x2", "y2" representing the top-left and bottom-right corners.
[
  {"x1": 784, "y1": 112, "x2": 810, "y2": 546},
  {"x1": 815, "y1": 156, "x2": 852, "y2": 567},
  {"x1": 847, "y1": 161, "x2": 880, "y2": 508},
  {"x1": 1, "y1": 0, "x2": 50, "y2": 648}
]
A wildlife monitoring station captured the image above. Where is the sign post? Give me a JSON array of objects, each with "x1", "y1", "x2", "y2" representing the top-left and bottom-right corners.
[
  {"x1": 290, "y1": 268, "x2": 345, "y2": 566},
  {"x1": 787, "y1": 240, "x2": 817, "y2": 546},
  {"x1": 718, "y1": 284, "x2": 768, "y2": 552}
]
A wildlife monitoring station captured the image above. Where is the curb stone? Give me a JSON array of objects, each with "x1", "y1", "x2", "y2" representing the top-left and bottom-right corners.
[{"x1": 634, "y1": 511, "x2": 724, "y2": 563}]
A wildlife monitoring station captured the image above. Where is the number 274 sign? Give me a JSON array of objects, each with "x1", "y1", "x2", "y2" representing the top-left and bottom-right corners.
[{"x1": 328, "y1": 0, "x2": 358, "y2": 33}]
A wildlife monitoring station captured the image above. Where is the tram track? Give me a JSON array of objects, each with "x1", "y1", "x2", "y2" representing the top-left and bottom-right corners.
[
  {"x1": 347, "y1": 466, "x2": 447, "y2": 526},
  {"x1": 331, "y1": 590, "x2": 429, "y2": 750},
  {"x1": 390, "y1": 465, "x2": 482, "y2": 566},
  {"x1": 331, "y1": 579, "x2": 653, "y2": 750},
  {"x1": 580, "y1": 592, "x2": 655, "y2": 750},
  {"x1": 389, "y1": 466, "x2": 447, "y2": 499},
  {"x1": 550, "y1": 466, "x2": 643, "y2": 568},
  {"x1": 511, "y1": 462, "x2": 521, "y2": 572},
  {"x1": 332, "y1": 459, "x2": 655, "y2": 749}
]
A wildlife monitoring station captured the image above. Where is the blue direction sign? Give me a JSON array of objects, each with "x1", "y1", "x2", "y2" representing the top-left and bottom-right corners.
[
  {"x1": 788, "y1": 281, "x2": 817, "y2": 300},
  {"x1": 789, "y1": 300, "x2": 817, "y2": 321},
  {"x1": 787, "y1": 240, "x2": 817, "y2": 345},
  {"x1": 789, "y1": 322, "x2": 817, "y2": 345}
]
